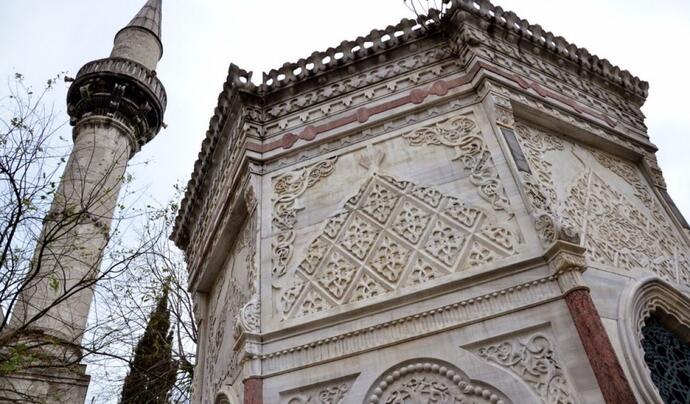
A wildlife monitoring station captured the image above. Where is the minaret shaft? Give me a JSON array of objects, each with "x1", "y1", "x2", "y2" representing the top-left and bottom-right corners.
[
  {"x1": 9, "y1": 117, "x2": 133, "y2": 343},
  {"x1": 1, "y1": 1, "x2": 165, "y2": 402},
  {"x1": 111, "y1": 28, "x2": 162, "y2": 70}
]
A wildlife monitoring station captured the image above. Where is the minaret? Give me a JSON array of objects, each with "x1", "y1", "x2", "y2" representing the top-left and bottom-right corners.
[{"x1": 2, "y1": 1, "x2": 166, "y2": 402}]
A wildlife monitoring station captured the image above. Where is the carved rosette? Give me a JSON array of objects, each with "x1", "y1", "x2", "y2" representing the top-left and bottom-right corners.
[
  {"x1": 366, "y1": 360, "x2": 509, "y2": 404},
  {"x1": 234, "y1": 296, "x2": 260, "y2": 339},
  {"x1": 403, "y1": 116, "x2": 510, "y2": 211}
]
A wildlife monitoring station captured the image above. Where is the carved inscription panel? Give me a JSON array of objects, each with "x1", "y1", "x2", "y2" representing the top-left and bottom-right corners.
[{"x1": 514, "y1": 121, "x2": 690, "y2": 286}]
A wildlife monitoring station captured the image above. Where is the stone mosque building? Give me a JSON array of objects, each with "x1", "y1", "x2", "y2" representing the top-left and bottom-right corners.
[{"x1": 5, "y1": 0, "x2": 690, "y2": 403}]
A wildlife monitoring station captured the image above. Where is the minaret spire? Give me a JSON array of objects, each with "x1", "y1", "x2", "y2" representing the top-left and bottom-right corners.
[
  {"x1": 111, "y1": 0, "x2": 164, "y2": 70},
  {"x1": 126, "y1": 0, "x2": 162, "y2": 39},
  {"x1": 1, "y1": 1, "x2": 167, "y2": 402}
]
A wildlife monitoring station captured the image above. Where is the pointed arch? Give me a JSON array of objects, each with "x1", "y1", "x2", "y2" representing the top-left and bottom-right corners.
[{"x1": 618, "y1": 276, "x2": 690, "y2": 403}]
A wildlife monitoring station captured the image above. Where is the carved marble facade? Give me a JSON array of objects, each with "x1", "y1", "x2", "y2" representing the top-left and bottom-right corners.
[{"x1": 172, "y1": 1, "x2": 690, "y2": 402}]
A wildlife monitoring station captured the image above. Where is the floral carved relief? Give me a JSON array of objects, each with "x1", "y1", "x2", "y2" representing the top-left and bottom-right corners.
[
  {"x1": 281, "y1": 376, "x2": 357, "y2": 404},
  {"x1": 476, "y1": 333, "x2": 575, "y2": 404},
  {"x1": 591, "y1": 150, "x2": 665, "y2": 223},
  {"x1": 515, "y1": 120, "x2": 690, "y2": 286},
  {"x1": 279, "y1": 173, "x2": 518, "y2": 320},
  {"x1": 403, "y1": 116, "x2": 510, "y2": 211},
  {"x1": 271, "y1": 157, "x2": 338, "y2": 282},
  {"x1": 513, "y1": 123, "x2": 579, "y2": 246}
]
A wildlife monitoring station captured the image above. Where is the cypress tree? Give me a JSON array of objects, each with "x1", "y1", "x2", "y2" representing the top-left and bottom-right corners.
[{"x1": 121, "y1": 287, "x2": 178, "y2": 403}]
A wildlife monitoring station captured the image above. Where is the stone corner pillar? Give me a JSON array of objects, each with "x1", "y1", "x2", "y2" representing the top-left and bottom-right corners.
[{"x1": 545, "y1": 241, "x2": 637, "y2": 403}]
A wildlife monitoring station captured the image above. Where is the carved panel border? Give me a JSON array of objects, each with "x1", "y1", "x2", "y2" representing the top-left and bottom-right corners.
[
  {"x1": 246, "y1": 60, "x2": 635, "y2": 155},
  {"x1": 271, "y1": 157, "x2": 338, "y2": 283}
]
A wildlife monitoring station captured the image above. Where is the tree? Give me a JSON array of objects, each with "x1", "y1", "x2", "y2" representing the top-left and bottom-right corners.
[
  {"x1": 0, "y1": 73, "x2": 196, "y2": 403},
  {"x1": 120, "y1": 288, "x2": 178, "y2": 404},
  {"x1": 86, "y1": 192, "x2": 196, "y2": 403}
]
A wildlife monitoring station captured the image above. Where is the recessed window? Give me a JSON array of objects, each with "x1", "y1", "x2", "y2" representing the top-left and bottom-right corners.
[{"x1": 641, "y1": 314, "x2": 690, "y2": 404}]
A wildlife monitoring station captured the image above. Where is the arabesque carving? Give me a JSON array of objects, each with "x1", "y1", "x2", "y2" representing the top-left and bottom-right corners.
[
  {"x1": 365, "y1": 359, "x2": 509, "y2": 404},
  {"x1": 273, "y1": 157, "x2": 338, "y2": 230},
  {"x1": 271, "y1": 157, "x2": 338, "y2": 281},
  {"x1": 513, "y1": 124, "x2": 579, "y2": 246},
  {"x1": 563, "y1": 171, "x2": 690, "y2": 286},
  {"x1": 281, "y1": 375, "x2": 357, "y2": 404},
  {"x1": 476, "y1": 333, "x2": 575, "y2": 404},
  {"x1": 592, "y1": 150, "x2": 664, "y2": 223},
  {"x1": 279, "y1": 173, "x2": 518, "y2": 319},
  {"x1": 403, "y1": 116, "x2": 510, "y2": 211}
]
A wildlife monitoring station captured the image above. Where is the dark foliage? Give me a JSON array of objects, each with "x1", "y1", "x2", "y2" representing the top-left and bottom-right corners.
[{"x1": 121, "y1": 288, "x2": 178, "y2": 404}]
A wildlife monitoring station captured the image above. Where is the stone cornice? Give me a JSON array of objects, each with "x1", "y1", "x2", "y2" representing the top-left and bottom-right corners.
[
  {"x1": 173, "y1": 61, "x2": 655, "y2": 258},
  {"x1": 250, "y1": 271, "x2": 564, "y2": 377}
]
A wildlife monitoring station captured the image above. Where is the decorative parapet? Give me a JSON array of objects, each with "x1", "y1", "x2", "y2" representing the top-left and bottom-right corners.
[
  {"x1": 66, "y1": 57, "x2": 166, "y2": 148},
  {"x1": 446, "y1": 0, "x2": 647, "y2": 102},
  {"x1": 260, "y1": 17, "x2": 437, "y2": 91}
]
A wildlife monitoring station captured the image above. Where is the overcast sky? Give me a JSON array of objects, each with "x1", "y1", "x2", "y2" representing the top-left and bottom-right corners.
[
  {"x1": 1, "y1": 0, "x2": 689, "y2": 401},
  {"x1": 2, "y1": 0, "x2": 688, "y2": 219}
]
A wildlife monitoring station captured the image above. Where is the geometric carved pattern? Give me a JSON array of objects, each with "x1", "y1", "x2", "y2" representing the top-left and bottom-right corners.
[
  {"x1": 515, "y1": 120, "x2": 690, "y2": 285},
  {"x1": 641, "y1": 317, "x2": 690, "y2": 404},
  {"x1": 592, "y1": 149, "x2": 665, "y2": 223},
  {"x1": 365, "y1": 359, "x2": 510, "y2": 404},
  {"x1": 564, "y1": 170, "x2": 690, "y2": 286},
  {"x1": 476, "y1": 333, "x2": 575, "y2": 404},
  {"x1": 403, "y1": 115, "x2": 510, "y2": 210},
  {"x1": 280, "y1": 173, "x2": 518, "y2": 319}
]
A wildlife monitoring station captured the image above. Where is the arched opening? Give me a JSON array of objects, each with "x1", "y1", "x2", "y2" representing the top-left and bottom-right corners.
[
  {"x1": 640, "y1": 311, "x2": 690, "y2": 403},
  {"x1": 618, "y1": 276, "x2": 690, "y2": 403}
]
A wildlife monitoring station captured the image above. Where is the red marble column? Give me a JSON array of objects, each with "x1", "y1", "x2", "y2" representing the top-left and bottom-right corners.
[
  {"x1": 564, "y1": 289, "x2": 637, "y2": 404},
  {"x1": 243, "y1": 377, "x2": 263, "y2": 404}
]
